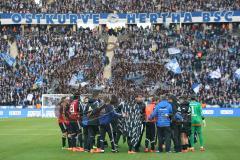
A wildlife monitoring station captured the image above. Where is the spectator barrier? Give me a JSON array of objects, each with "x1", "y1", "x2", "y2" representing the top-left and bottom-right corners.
[{"x1": 0, "y1": 107, "x2": 240, "y2": 118}]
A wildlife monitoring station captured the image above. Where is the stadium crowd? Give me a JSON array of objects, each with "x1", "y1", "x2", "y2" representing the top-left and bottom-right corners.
[
  {"x1": 1, "y1": 0, "x2": 240, "y2": 13},
  {"x1": 111, "y1": 24, "x2": 240, "y2": 107},
  {"x1": 1, "y1": 23, "x2": 239, "y2": 107},
  {"x1": 0, "y1": 25, "x2": 107, "y2": 105}
]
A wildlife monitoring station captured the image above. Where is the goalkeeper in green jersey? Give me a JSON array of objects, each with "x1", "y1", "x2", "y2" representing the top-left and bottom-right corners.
[{"x1": 189, "y1": 96, "x2": 206, "y2": 152}]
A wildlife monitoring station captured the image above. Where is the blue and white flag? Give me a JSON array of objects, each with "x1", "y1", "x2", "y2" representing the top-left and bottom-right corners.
[
  {"x1": 168, "y1": 47, "x2": 181, "y2": 55},
  {"x1": 209, "y1": 68, "x2": 221, "y2": 79},
  {"x1": 165, "y1": 59, "x2": 182, "y2": 74},
  {"x1": 192, "y1": 83, "x2": 200, "y2": 94},
  {"x1": 228, "y1": 47, "x2": 236, "y2": 53},
  {"x1": 234, "y1": 68, "x2": 240, "y2": 79},
  {"x1": 69, "y1": 71, "x2": 85, "y2": 86},
  {"x1": 0, "y1": 52, "x2": 16, "y2": 66},
  {"x1": 34, "y1": 76, "x2": 43, "y2": 86}
]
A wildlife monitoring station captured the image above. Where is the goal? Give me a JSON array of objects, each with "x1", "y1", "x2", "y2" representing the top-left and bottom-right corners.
[{"x1": 41, "y1": 94, "x2": 72, "y2": 118}]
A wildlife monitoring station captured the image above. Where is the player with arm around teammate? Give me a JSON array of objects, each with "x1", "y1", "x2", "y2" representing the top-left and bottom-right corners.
[
  {"x1": 56, "y1": 97, "x2": 70, "y2": 149},
  {"x1": 65, "y1": 95, "x2": 83, "y2": 152}
]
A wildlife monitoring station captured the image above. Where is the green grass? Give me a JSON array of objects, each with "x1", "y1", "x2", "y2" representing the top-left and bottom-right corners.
[{"x1": 0, "y1": 118, "x2": 240, "y2": 160}]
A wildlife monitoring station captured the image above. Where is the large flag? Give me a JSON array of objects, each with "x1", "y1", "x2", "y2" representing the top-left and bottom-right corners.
[
  {"x1": 35, "y1": 76, "x2": 43, "y2": 86},
  {"x1": 0, "y1": 52, "x2": 16, "y2": 66},
  {"x1": 168, "y1": 47, "x2": 181, "y2": 55},
  {"x1": 32, "y1": 76, "x2": 43, "y2": 89},
  {"x1": 69, "y1": 71, "x2": 85, "y2": 87},
  {"x1": 165, "y1": 59, "x2": 182, "y2": 74},
  {"x1": 234, "y1": 68, "x2": 240, "y2": 79},
  {"x1": 192, "y1": 83, "x2": 201, "y2": 94},
  {"x1": 228, "y1": 47, "x2": 236, "y2": 53},
  {"x1": 209, "y1": 68, "x2": 221, "y2": 79}
]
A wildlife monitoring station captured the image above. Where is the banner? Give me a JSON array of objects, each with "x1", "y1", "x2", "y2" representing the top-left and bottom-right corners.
[
  {"x1": 0, "y1": 53, "x2": 16, "y2": 66},
  {"x1": 202, "y1": 108, "x2": 240, "y2": 117},
  {"x1": 1, "y1": 11, "x2": 240, "y2": 25},
  {"x1": 168, "y1": 47, "x2": 181, "y2": 55},
  {"x1": 165, "y1": 59, "x2": 182, "y2": 74},
  {"x1": 1, "y1": 108, "x2": 240, "y2": 118},
  {"x1": 68, "y1": 46, "x2": 75, "y2": 58}
]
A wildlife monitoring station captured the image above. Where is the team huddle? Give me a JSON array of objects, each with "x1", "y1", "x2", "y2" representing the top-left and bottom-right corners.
[{"x1": 56, "y1": 92, "x2": 206, "y2": 154}]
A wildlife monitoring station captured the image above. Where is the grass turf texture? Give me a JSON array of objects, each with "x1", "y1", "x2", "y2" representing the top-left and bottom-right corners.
[{"x1": 0, "y1": 118, "x2": 240, "y2": 160}]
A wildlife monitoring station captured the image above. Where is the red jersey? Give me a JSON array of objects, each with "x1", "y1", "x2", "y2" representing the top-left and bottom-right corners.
[{"x1": 68, "y1": 99, "x2": 79, "y2": 121}]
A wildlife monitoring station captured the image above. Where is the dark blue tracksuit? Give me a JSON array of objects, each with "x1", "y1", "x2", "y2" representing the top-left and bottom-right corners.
[
  {"x1": 99, "y1": 104, "x2": 122, "y2": 151},
  {"x1": 82, "y1": 99, "x2": 101, "y2": 151}
]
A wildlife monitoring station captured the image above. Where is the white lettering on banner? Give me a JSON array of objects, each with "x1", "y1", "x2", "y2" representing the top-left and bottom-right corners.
[
  {"x1": 203, "y1": 110, "x2": 214, "y2": 115},
  {"x1": 16, "y1": 106, "x2": 23, "y2": 109},
  {"x1": 0, "y1": 111, "x2": 3, "y2": 115},
  {"x1": 9, "y1": 111, "x2": 21, "y2": 116},
  {"x1": 220, "y1": 110, "x2": 234, "y2": 115},
  {"x1": 1, "y1": 11, "x2": 240, "y2": 25},
  {"x1": 27, "y1": 111, "x2": 41, "y2": 117},
  {"x1": 42, "y1": 111, "x2": 56, "y2": 118}
]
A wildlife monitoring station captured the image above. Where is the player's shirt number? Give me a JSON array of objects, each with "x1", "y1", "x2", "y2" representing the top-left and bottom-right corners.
[{"x1": 70, "y1": 104, "x2": 75, "y2": 113}]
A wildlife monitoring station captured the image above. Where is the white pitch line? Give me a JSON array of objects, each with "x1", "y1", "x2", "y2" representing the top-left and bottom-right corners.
[
  {"x1": 0, "y1": 134, "x2": 57, "y2": 136},
  {"x1": 207, "y1": 129, "x2": 239, "y2": 131},
  {"x1": 0, "y1": 128, "x2": 58, "y2": 130}
]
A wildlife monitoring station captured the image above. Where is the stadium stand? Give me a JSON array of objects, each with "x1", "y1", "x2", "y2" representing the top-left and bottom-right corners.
[
  {"x1": 0, "y1": 0, "x2": 239, "y2": 108},
  {"x1": 1, "y1": 0, "x2": 240, "y2": 13}
]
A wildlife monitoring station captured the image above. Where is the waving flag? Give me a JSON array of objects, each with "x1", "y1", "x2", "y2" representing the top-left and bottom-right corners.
[
  {"x1": 69, "y1": 71, "x2": 85, "y2": 87},
  {"x1": 0, "y1": 52, "x2": 16, "y2": 67},
  {"x1": 35, "y1": 76, "x2": 43, "y2": 86},
  {"x1": 228, "y1": 47, "x2": 236, "y2": 53},
  {"x1": 234, "y1": 68, "x2": 240, "y2": 79},
  {"x1": 165, "y1": 59, "x2": 182, "y2": 74},
  {"x1": 168, "y1": 47, "x2": 181, "y2": 55},
  {"x1": 192, "y1": 83, "x2": 201, "y2": 94},
  {"x1": 32, "y1": 76, "x2": 43, "y2": 89},
  {"x1": 209, "y1": 68, "x2": 221, "y2": 79}
]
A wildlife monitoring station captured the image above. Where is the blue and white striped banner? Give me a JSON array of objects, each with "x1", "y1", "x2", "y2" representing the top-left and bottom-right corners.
[{"x1": 1, "y1": 11, "x2": 240, "y2": 25}]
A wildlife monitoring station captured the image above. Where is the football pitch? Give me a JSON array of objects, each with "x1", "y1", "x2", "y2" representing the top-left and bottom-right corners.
[{"x1": 0, "y1": 118, "x2": 240, "y2": 160}]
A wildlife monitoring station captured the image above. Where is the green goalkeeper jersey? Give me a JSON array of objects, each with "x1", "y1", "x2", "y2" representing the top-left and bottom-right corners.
[{"x1": 189, "y1": 101, "x2": 203, "y2": 125}]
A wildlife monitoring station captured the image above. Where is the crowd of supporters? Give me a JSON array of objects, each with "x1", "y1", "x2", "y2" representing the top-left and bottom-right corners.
[
  {"x1": 1, "y1": 23, "x2": 239, "y2": 107},
  {"x1": 0, "y1": 25, "x2": 107, "y2": 105},
  {"x1": 0, "y1": 0, "x2": 240, "y2": 107},
  {"x1": 110, "y1": 24, "x2": 240, "y2": 107},
  {"x1": 1, "y1": 0, "x2": 240, "y2": 13}
]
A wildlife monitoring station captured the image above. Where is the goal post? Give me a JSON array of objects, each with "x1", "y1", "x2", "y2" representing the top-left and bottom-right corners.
[{"x1": 41, "y1": 94, "x2": 72, "y2": 118}]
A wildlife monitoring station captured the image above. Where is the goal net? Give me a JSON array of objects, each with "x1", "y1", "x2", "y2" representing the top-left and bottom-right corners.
[
  {"x1": 41, "y1": 94, "x2": 72, "y2": 118},
  {"x1": 41, "y1": 93, "x2": 112, "y2": 118}
]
